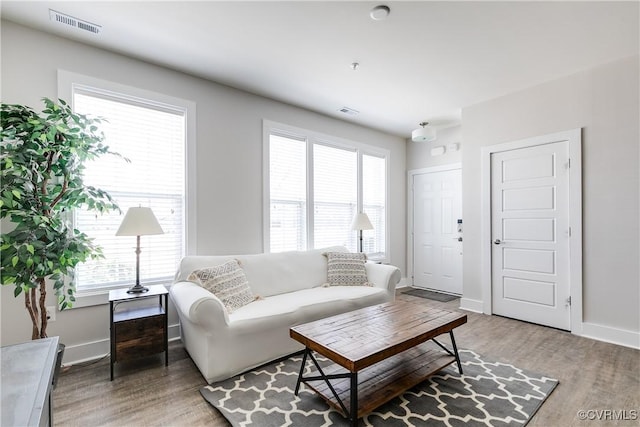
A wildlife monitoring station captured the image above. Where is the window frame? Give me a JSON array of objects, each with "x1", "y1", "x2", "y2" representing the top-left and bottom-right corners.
[
  {"x1": 262, "y1": 120, "x2": 390, "y2": 262},
  {"x1": 57, "y1": 70, "x2": 197, "y2": 307}
]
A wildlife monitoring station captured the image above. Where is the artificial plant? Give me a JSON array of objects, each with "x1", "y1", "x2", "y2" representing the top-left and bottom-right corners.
[{"x1": 1, "y1": 98, "x2": 122, "y2": 339}]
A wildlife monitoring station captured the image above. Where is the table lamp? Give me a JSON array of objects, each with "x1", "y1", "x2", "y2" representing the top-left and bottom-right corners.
[
  {"x1": 116, "y1": 207, "x2": 164, "y2": 293},
  {"x1": 351, "y1": 212, "x2": 373, "y2": 253}
]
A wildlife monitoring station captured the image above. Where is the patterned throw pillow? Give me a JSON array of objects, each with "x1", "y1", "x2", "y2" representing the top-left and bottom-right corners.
[
  {"x1": 188, "y1": 259, "x2": 255, "y2": 313},
  {"x1": 323, "y1": 252, "x2": 372, "y2": 287}
]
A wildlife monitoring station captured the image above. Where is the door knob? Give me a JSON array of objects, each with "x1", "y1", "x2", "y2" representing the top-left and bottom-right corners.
[{"x1": 493, "y1": 239, "x2": 501, "y2": 245}]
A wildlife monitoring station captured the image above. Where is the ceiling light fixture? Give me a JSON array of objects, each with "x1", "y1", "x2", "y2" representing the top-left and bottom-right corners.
[
  {"x1": 370, "y1": 5, "x2": 390, "y2": 21},
  {"x1": 350, "y1": 62, "x2": 360, "y2": 71},
  {"x1": 411, "y1": 122, "x2": 437, "y2": 142}
]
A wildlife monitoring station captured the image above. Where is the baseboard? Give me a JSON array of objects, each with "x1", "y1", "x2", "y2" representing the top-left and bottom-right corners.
[
  {"x1": 580, "y1": 322, "x2": 640, "y2": 349},
  {"x1": 61, "y1": 323, "x2": 181, "y2": 366},
  {"x1": 396, "y1": 277, "x2": 411, "y2": 289},
  {"x1": 459, "y1": 298, "x2": 484, "y2": 313}
]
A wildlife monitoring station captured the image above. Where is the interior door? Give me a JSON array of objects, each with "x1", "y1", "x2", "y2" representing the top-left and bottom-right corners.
[
  {"x1": 491, "y1": 141, "x2": 570, "y2": 330},
  {"x1": 413, "y1": 168, "x2": 462, "y2": 294}
]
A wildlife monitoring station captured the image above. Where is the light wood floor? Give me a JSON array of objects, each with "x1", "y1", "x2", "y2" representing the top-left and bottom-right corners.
[{"x1": 53, "y1": 290, "x2": 640, "y2": 426}]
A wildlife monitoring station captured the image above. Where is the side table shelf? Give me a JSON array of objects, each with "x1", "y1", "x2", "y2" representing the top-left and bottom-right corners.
[{"x1": 109, "y1": 284, "x2": 169, "y2": 380}]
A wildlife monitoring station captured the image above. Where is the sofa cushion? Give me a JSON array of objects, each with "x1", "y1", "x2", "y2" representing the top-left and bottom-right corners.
[
  {"x1": 187, "y1": 259, "x2": 255, "y2": 313},
  {"x1": 227, "y1": 286, "x2": 387, "y2": 324},
  {"x1": 324, "y1": 251, "x2": 371, "y2": 286}
]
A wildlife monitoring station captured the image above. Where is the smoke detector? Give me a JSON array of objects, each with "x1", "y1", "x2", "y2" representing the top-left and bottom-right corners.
[
  {"x1": 370, "y1": 5, "x2": 391, "y2": 21},
  {"x1": 49, "y1": 9, "x2": 101, "y2": 34}
]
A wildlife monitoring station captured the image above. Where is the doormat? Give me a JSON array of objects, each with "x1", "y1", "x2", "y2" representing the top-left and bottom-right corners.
[
  {"x1": 403, "y1": 288, "x2": 459, "y2": 302},
  {"x1": 201, "y1": 349, "x2": 558, "y2": 427}
]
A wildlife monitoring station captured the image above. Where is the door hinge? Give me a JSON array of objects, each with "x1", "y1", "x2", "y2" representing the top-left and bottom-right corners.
[
  {"x1": 568, "y1": 227, "x2": 572, "y2": 237},
  {"x1": 566, "y1": 296, "x2": 571, "y2": 307},
  {"x1": 567, "y1": 158, "x2": 571, "y2": 169}
]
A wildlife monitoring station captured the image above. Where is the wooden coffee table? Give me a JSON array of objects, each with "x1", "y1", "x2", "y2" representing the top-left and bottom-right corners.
[{"x1": 290, "y1": 300, "x2": 467, "y2": 426}]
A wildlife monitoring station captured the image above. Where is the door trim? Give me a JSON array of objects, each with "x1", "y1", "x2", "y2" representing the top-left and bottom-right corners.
[
  {"x1": 480, "y1": 129, "x2": 582, "y2": 334},
  {"x1": 407, "y1": 163, "x2": 462, "y2": 288}
]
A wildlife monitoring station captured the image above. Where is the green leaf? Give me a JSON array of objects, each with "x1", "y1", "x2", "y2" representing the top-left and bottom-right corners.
[
  {"x1": 11, "y1": 190, "x2": 20, "y2": 199},
  {"x1": 11, "y1": 256, "x2": 19, "y2": 267},
  {"x1": 26, "y1": 244, "x2": 35, "y2": 255}
]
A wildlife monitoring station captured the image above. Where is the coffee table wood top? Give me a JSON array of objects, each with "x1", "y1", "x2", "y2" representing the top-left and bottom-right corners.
[{"x1": 290, "y1": 300, "x2": 467, "y2": 372}]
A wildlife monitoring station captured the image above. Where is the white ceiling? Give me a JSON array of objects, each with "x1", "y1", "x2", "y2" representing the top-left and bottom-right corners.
[{"x1": 2, "y1": 1, "x2": 638, "y2": 138}]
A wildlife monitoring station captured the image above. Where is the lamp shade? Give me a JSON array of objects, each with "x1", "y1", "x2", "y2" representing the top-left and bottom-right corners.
[
  {"x1": 351, "y1": 212, "x2": 373, "y2": 231},
  {"x1": 115, "y1": 207, "x2": 164, "y2": 236},
  {"x1": 411, "y1": 125, "x2": 436, "y2": 143}
]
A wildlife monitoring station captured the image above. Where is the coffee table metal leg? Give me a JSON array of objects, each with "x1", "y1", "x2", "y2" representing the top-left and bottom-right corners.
[
  {"x1": 350, "y1": 371, "x2": 358, "y2": 427},
  {"x1": 294, "y1": 347, "x2": 358, "y2": 426},
  {"x1": 432, "y1": 331, "x2": 464, "y2": 375},
  {"x1": 294, "y1": 348, "x2": 310, "y2": 395},
  {"x1": 449, "y1": 330, "x2": 463, "y2": 375}
]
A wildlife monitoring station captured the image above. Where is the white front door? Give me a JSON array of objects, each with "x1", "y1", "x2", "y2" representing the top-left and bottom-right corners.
[
  {"x1": 491, "y1": 141, "x2": 571, "y2": 330},
  {"x1": 413, "y1": 168, "x2": 462, "y2": 294}
]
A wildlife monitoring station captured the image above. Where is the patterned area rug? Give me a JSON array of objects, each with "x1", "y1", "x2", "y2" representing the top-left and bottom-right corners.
[{"x1": 200, "y1": 349, "x2": 558, "y2": 427}]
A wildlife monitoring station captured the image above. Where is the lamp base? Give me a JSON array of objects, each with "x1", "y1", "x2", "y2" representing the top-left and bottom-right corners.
[{"x1": 126, "y1": 284, "x2": 149, "y2": 294}]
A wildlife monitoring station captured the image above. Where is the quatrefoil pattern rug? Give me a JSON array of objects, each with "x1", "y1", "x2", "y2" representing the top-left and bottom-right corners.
[{"x1": 200, "y1": 349, "x2": 558, "y2": 427}]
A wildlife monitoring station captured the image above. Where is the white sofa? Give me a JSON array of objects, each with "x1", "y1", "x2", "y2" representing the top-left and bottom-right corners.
[{"x1": 170, "y1": 246, "x2": 401, "y2": 383}]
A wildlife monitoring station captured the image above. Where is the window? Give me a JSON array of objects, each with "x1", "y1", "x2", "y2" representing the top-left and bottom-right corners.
[
  {"x1": 265, "y1": 122, "x2": 389, "y2": 260},
  {"x1": 269, "y1": 134, "x2": 307, "y2": 252},
  {"x1": 69, "y1": 84, "x2": 188, "y2": 293},
  {"x1": 362, "y1": 154, "x2": 386, "y2": 258}
]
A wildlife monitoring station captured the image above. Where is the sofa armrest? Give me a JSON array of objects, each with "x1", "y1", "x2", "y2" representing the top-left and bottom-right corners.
[
  {"x1": 170, "y1": 281, "x2": 229, "y2": 328},
  {"x1": 366, "y1": 263, "x2": 401, "y2": 293}
]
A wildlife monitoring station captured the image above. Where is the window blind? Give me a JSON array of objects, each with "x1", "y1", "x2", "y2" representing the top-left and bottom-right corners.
[
  {"x1": 73, "y1": 90, "x2": 185, "y2": 291},
  {"x1": 362, "y1": 154, "x2": 386, "y2": 258},
  {"x1": 313, "y1": 144, "x2": 357, "y2": 251},
  {"x1": 269, "y1": 134, "x2": 307, "y2": 252}
]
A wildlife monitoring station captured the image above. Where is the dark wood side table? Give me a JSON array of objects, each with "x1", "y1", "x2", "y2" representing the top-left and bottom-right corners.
[{"x1": 109, "y1": 284, "x2": 169, "y2": 380}]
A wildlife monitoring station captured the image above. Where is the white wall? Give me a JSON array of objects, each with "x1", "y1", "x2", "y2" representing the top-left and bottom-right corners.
[
  {"x1": 461, "y1": 55, "x2": 639, "y2": 345},
  {"x1": 0, "y1": 21, "x2": 407, "y2": 359}
]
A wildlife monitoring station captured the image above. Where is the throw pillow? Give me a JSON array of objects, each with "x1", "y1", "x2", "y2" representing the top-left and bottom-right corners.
[
  {"x1": 188, "y1": 259, "x2": 255, "y2": 313},
  {"x1": 323, "y1": 251, "x2": 372, "y2": 287}
]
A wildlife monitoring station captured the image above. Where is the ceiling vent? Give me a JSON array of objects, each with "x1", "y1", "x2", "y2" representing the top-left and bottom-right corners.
[
  {"x1": 49, "y1": 9, "x2": 101, "y2": 34},
  {"x1": 338, "y1": 106, "x2": 359, "y2": 116}
]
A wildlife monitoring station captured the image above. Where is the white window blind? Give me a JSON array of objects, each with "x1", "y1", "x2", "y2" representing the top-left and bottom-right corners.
[
  {"x1": 313, "y1": 144, "x2": 357, "y2": 251},
  {"x1": 269, "y1": 134, "x2": 307, "y2": 253},
  {"x1": 266, "y1": 124, "x2": 389, "y2": 259},
  {"x1": 362, "y1": 154, "x2": 386, "y2": 259},
  {"x1": 73, "y1": 89, "x2": 185, "y2": 291}
]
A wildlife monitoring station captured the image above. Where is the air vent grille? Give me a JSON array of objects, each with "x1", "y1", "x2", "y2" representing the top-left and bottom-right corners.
[
  {"x1": 49, "y1": 9, "x2": 101, "y2": 34},
  {"x1": 338, "y1": 106, "x2": 359, "y2": 116}
]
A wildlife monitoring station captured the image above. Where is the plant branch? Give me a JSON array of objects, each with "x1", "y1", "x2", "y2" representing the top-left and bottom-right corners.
[
  {"x1": 38, "y1": 278, "x2": 48, "y2": 339},
  {"x1": 49, "y1": 175, "x2": 69, "y2": 210},
  {"x1": 41, "y1": 151, "x2": 54, "y2": 195},
  {"x1": 24, "y1": 289, "x2": 39, "y2": 340}
]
